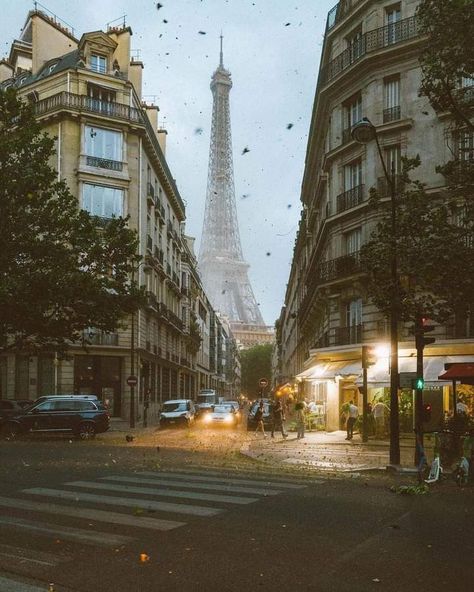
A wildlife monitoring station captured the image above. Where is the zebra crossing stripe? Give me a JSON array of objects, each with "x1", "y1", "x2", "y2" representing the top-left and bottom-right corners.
[
  {"x1": 66, "y1": 480, "x2": 259, "y2": 505},
  {"x1": 0, "y1": 575, "x2": 49, "y2": 592},
  {"x1": 101, "y1": 475, "x2": 283, "y2": 496},
  {"x1": 0, "y1": 515, "x2": 133, "y2": 547},
  {"x1": 0, "y1": 496, "x2": 184, "y2": 531},
  {"x1": 165, "y1": 467, "x2": 316, "y2": 486},
  {"x1": 138, "y1": 471, "x2": 308, "y2": 489},
  {"x1": 21, "y1": 488, "x2": 222, "y2": 517},
  {"x1": 0, "y1": 542, "x2": 69, "y2": 568}
]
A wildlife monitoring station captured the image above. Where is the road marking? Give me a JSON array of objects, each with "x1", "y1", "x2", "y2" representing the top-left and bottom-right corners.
[
  {"x1": 165, "y1": 467, "x2": 317, "y2": 485},
  {"x1": 0, "y1": 515, "x2": 133, "y2": 547},
  {"x1": 138, "y1": 471, "x2": 308, "y2": 490},
  {"x1": 0, "y1": 496, "x2": 184, "y2": 531},
  {"x1": 66, "y1": 481, "x2": 259, "y2": 505},
  {"x1": 21, "y1": 488, "x2": 222, "y2": 517},
  {"x1": 0, "y1": 575, "x2": 51, "y2": 591},
  {"x1": 100, "y1": 475, "x2": 282, "y2": 497},
  {"x1": 0, "y1": 543, "x2": 69, "y2": 568}
]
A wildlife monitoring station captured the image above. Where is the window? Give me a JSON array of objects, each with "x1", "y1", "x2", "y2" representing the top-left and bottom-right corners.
[
  {"x1": 455, "y1": 130, "x2": 474, "y2": 161},
  {"x1": 343, "y1": 94, "x2": 362, "y2": 142},
  {"x1": 85, "y1": 126, "x2": 122, "y2": 162},
  {"x1": 82, "y1": 184, "x2": 123, "y2": 219},
  {"x1": 384, "y1": 77, "x2": 400, "y2": 122},
  {"x1": 384, "y1": 145, "x2": 401, "y2": 176},
  {"x1": 90, "y1": 54, "x2": 107, "y2": 74},
  {"x1": 386, "y1": 5, "x2": 401, "y2": 44},
  {"x1": 345, "y1": 228, "x2": 361, "y2": 254},
  {"x1": 344, "y1": 160, "x2": 362, "y2": 190},
  {"x1": 346, "y1": 299, "x2": 362, "y2": 330},
  {"x1": 346, "y1": 26, "x2": 364, "y2": 62}
]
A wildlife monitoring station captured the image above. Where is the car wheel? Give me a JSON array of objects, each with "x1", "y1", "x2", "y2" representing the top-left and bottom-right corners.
[
  {"x1": 77, "y1": 422, "x2": 96, "y2": 440},
  {"x1": 1, "y1": 422, "x2": 20, "y2": 440}
]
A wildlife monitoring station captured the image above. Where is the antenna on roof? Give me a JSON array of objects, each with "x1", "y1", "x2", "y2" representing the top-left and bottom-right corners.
[
  {"x1": 106, "y1": 15, "x2": 127, "y2": 31},
  {"x1": 219, "y1": 32, "x2": 224, "y2": 67}
]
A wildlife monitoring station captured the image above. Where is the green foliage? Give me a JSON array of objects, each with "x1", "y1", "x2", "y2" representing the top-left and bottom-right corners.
[
  {"x1": 417, "y1": 0, "x2": 474, "y2": 130},
  {"x1": 0, "y1": 89, "x2": 142, "y2": 355},
  {"x1": 360, "y1": 157, "x2": 474, "y2": 323},
  {"x1": 240, "y1": 343, "x2": 273, "y2": 397}
]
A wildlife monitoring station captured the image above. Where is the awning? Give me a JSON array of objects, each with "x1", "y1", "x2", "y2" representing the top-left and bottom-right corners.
[
  {"x1": 296, "y1": 360, "x2": 360, "y2": 381},
  {"x1": 438, "y1": 362, "x2": 474, "y2": 381}
]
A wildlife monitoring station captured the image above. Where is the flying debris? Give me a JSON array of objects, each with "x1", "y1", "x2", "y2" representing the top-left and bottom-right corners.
[
  {"x1": 125, "y1": 435, "x2": 135, "y2": 443},
  {"x1": 266, "y1": 252, "x2": 271, "y2": 257},
  {"x1": 156, "y1": 2, "x2": 163, "y2": 9},
  {"x1": 198, "y1": 31, "x2": 207, "y2": 35},
  {"x1": 194, "y1": 127, "x2": 203, "y2": 135},
  {"x1": 241, "y1": 193, "x2": 250, "y2": 199},
  {"x1": 284, "y1": 22, "x2": 291, "y2": 26},
  {"x1": 287, "y1": 204, "x2": 292, "y2": 209},
  {"x1": 163, "y1": 19, "x2": 168, "y2": 24},
  {"x1": 241, "y1": 147, "x2": 250, "y2": 155},
  {"x1": 286, "y1": 123, "x2": 294, "y2": 129}
]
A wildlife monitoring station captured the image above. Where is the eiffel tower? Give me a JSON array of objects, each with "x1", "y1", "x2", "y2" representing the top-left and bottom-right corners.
[{"x1": 199, "y1": 37, "x2": 268, "y2": 340}]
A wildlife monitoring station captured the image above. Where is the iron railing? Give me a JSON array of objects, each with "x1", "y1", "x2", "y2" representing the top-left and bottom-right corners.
[
  {"x1": 336, "y1": 185, "x2": 364, "y2": 213},
  {"x1": 377, "y1": 174, "x2": 405, "y2": 197},
  {"x1": 83, "y1": 331, "x2": 119, "y2": 346},
  {"x1": 86, "y1": 155, "x2": 123, "y2": 171},
  {"x1": 383, "y1": 105, "x2": 401, "y2": 123},
  {"x1": 334, "y1": 324, "x2": 363, "y2": 346},
  {"x1": 326, "y1": 0, "x2": 364, "y2": 31},
  {"x1": 316, "y1": 251, "x2": 362, "y2": 282},
  {"x1": 321, "y1": 16, "x2": 420, "y2": 85}
]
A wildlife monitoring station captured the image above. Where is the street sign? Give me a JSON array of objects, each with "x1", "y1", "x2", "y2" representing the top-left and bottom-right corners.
[
  {"x1": 258, "y1": 378, "x2": 269, "y2": 388},
  {"x1": 127, "y1": 375, "x2": 138, "y2": 387}
]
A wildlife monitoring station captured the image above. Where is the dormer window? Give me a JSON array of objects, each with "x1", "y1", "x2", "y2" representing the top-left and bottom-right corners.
[
  {"x1": 90, "y1": 54, "x2": 107, "y2": 74},
  {"x1": 49, "y1": 63, "x2": 58, "y2": 74}
]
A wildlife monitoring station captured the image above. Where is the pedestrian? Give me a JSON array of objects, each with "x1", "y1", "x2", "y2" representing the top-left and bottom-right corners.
[
  {"x1": 254, "y1": 401, "x2": 267, "y2": 438},
  {"x1": 456, "y1": 400, "x2": 468, "y2": 415},
  {"x1": 295, "y1": 400, "x2": 306, "y2": 440},
  {"x1": 345, "y1": 400, "x2": 359, "y2": 440},
  {"x1": 271, "y1": 398, "x2": 288, "y2": 439},
  {"x1": 372, "y1": 399, "x2": 389, "y2": 439}
]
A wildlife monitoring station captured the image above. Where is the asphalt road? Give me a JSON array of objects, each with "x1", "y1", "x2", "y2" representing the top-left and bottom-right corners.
[{"x1": 0, "y1": 428, "x2": 473, "y2": 592}]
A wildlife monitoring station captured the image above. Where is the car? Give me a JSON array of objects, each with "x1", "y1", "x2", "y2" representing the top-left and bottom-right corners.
[
  {"x1": 0, "y1": 399, "x2": 27, "y2": 420},
  {"x1": 246, "y1": 399, "x2": 273, "y2": 431},
  {"x1": 159, "y1": 399, "x2": 196, "y2": 428},
  {"x1": 201, "y1": 404, "x2": 240, "y2": 427},
  {"x1": 0, "y1": 395, "x2": 110, "y2": 440},
  {"x1": 33, "y1": 394, "x2": 98, "y2": 405}
]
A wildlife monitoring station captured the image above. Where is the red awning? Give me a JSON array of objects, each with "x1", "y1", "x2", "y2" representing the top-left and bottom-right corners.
[{"x1": 438, "y1": 363, "x2": 474, "y2": 380}]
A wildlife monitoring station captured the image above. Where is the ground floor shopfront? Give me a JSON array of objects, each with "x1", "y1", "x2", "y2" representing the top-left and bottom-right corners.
[{"x1": 295, "y1": 344, "x2": 474, "y2": 435}]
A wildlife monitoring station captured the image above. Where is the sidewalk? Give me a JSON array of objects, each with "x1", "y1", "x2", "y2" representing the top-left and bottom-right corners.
[{"x1": 240, "y1": 430, "x2": 431, "y2": 472}]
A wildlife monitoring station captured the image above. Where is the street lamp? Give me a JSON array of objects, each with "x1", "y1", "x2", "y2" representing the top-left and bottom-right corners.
[{"x1": 351, "y1": 117, "x2": 400, "y2": 466}]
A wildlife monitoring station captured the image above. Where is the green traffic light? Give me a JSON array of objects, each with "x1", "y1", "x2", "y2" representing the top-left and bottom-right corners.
[{"x1": 415, "y1": 378, "x2": 424, "y2": 390}]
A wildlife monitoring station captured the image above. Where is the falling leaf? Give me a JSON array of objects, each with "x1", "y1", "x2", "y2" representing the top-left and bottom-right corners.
[
  {"x1": 266, "y1": 252, "x2": 271, "y2": 256},
  {"x1": 286, "y1": 123, "x2": 294, "y2": 129},
  {"x1": 241, "y1": 193, "x2": 250, "y2": 199},
  {"x1": 156, "y1": 2, "x2": 163, "y2": 9},
  {"x1": 372, "y1": 578, "x2": 381, "y2": 583},
  {"x1": 284, "y1": 22, "x2": 291, "y2": 26},
  {"x1": 140, "y1": 553, "x2": 150, "y2": 563},
  {"x1": 194, "y1": 127, "x2": 203, "y2": 135},
  {"x1": 287, "y1": 204, "x2": 292, "y2": 208},
  {"x1": 163, "y1": 19, "x2": 168, "y2": 24},
  {"x1": 242, "y1": 146, "x2": 250, "y2": 155},
  {"x1": 198, "y1": 31, "x2": 207, "y2": 35}
]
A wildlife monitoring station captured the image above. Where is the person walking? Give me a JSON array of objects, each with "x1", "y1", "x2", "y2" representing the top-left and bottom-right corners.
[
  {"x1": 372, "y1": 399, "x2": 389, "y2": 439},
  {"x1": 345, "y1": 400, "x2": 359, "y2": 440},
  {"x1": 271, "y1": 398, "x2": 288, "y2": 439},
  {"x1": 295, "y1": 400, "x2": 307, "y2": 440},
  {"x1": 254, "y1": 401, "x2": 267, "y2": 438}
]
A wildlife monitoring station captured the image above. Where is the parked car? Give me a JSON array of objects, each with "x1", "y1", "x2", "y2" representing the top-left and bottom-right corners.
[
  {"x1": 202, "y1": 404, "x2": 240, "y2": 427},
  {"x1": 0, "y1": 399, "x2": 27, "y2": 420},
  {"x1": 246, "y1": 399, "x2": 272, "y2": 431},
  {"x1": 159, "y1": 399, "x2": 196, "y2": 428},
  {"x1": 0, "y1": 395, "x2": 110, "y2": 440}
]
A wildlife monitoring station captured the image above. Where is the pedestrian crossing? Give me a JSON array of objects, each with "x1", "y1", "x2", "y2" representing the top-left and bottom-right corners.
[{"x1": 0, "y1": 469, "x2": 309, "y2": 588}]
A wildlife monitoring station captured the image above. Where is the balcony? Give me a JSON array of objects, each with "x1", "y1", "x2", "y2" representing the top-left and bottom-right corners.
[
  {"x1": 147, "y1": 182, "x2": 155, "y2": 206},
  {"x1": 145, "y1": 291, "x2": 157, "y2": 310},
  {"x1": 334, "y1": 324, "x2": 363, "y2": 346},
  {"x1": 336, "y1": 185, "x2": 364, "y2": 214},
  {"x1": 166, "y1": 220, "x2": 173, "y2": 237},
  {"x1": 35, "y1": 91, "x2": 144, "y2": 124},
  {"x1": 316, "y1": 251, "x2": 362, "y2": 283},
  {"x1": 321, "y1": 16, "x2": 420, "y2": 85},
  {"x1": 86, "y1": 155, "x2": 123, "y2": 171},
  {"x1": 146, "y1": 235, "x2": 153, "y2": 253},
  {"x1": 377, "y1": 174, "x2": 405, "y2": 197},
  {"x1": 312, "y1": 331, "x2": 330, "y2": 349},
  {"x1": 83, "y1": 330, "x2": 119, "y2": 346},
  {"x1": 383, "y1": 105, "x2": 401, "y2": 123}
]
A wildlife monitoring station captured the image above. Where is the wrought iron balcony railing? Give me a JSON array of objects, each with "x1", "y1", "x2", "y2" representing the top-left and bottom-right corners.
[
  {"x1": 383, "y1": 105, "x2": 401, "y2": 123},
  {"x1": 334, "y1": 323, "x2": 363, "y2": 346},
  {"x1": 86, "y1": 155, "x2": 123, "y2": 171},
  {"x1": 316, "y1": 251, "x2": 362, "y2": 283},
  {"x1": 83, "y1": 331, "x2": 119, "y2": 346},
  {"x1": 377, "y1": 174, "x2": 405, "y2": 197},
  {"x1": 321, "y1": 16, "x2": 420, "y2": 85},
  {"x1": 336, "y1": 185, "x2": 364, "y2": 213}
]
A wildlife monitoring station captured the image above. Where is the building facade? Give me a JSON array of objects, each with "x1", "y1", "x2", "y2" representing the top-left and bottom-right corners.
[
  {"x1": 0, "y1": 9, "x2": 240, "y2": 422},
  {"x1": 278, "y1": 0, "x2": 474, "y2": 431}
]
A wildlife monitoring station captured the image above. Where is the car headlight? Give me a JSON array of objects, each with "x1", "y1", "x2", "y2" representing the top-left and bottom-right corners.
[
  {"x1": 224, "y1": 415, "x2": 233, "y2": 423},
  {"x1": 203, "y1": 414, "x2": 212, "y2": 423}
]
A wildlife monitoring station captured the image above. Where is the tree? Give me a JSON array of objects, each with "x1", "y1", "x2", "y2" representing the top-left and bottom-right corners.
[
  {"x1": 0, "y1": 88, "x2": 142, "y2": 355},
  {"x1": 360, "y1": 157, "x2": 474, "y2": 324},
  {"x1": 240, "y1": 343, "x2": 273, "y2": 398},
  {"x1": 417, "y1": 0, "x2": 474, "y2": 131}
]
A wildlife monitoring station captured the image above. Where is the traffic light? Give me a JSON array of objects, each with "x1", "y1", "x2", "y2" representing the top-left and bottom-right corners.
[
  {"x1": 362, "y1": 345, "x2": 377, "y2": 369},
  {"x1": 412, "y1": 377, "x2": 425, "y2": 390},
  {"x1": 415, "y1": 316, "x2": 436, "y2": 351},
  {"x1": 422, "y1": 402, "x2": 432, "y2": 423}
]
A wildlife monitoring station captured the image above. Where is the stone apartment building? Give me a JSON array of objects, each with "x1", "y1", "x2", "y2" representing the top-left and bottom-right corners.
[
  {"x1": 278, "y1": 0, "x2": 474, "y2": 431},
  {"x1": 0, "y1": 9, "x2": 239, "y2": 422}
]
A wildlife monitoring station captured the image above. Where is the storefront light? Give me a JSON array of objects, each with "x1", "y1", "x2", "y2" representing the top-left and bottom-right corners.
[{"x1": 374, "y1": 344, "x2": 390, "y2": 359}]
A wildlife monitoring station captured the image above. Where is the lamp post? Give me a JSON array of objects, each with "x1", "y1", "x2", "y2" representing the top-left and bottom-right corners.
[{"x1": 351, "y1": 117, "x2": 400, "y2": 466}]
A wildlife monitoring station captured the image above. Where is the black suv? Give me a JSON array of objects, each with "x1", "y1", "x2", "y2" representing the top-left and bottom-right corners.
[{"x1": 0, "y1": 396, "x2": 110, "y2": 440}]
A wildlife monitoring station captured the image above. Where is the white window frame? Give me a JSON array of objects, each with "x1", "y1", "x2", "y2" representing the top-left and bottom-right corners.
[
  {"x1": 345, "y1": 228, "x2": 361, "y2": 255},
  {"x1": 90, "y1": 54, "x2": 107, "y2": 74},
  {"x1": 85, "y1": 125, "x2": 123, "y2": 162},
  {"x1": 82, "y1": 183, "x2": 124, "y2": 219}
]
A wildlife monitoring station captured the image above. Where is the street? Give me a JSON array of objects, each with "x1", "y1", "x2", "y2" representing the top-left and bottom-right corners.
[{"x1": 0, "y1": 428, "x2": 473, "y2": 591}]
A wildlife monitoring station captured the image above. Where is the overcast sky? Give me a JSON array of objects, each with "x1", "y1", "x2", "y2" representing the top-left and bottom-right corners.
[{"x1": 1, "y1": 0, "x2": 335, "y2": 325}]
